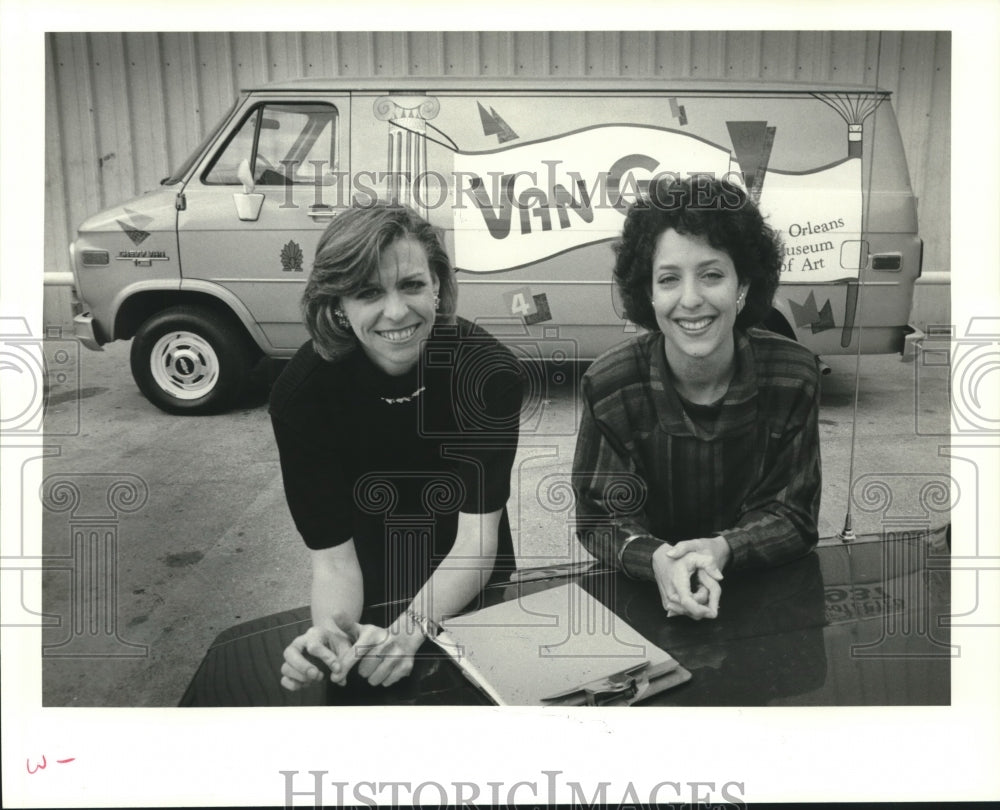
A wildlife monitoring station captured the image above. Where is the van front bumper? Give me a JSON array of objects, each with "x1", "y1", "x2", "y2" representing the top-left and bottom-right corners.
[{"x1": 73, "y1": 313, "x2": 104, "y2": 351}]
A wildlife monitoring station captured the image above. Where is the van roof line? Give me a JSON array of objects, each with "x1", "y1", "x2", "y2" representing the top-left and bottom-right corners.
[{"x1": 245, "y1": 76, "x2": 891, "y2": 95}]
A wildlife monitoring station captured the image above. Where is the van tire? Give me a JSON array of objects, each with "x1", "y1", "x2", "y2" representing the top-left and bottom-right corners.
[{"x1": 130, "y1": 306, "x2": 259, "y2": 415}]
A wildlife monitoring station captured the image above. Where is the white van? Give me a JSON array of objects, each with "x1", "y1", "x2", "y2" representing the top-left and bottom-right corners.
[{"x1": 70, "y1": 77, "x2": 921, "y2": 414}]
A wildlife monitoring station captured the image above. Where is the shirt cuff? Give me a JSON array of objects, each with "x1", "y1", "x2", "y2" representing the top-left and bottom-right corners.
[
  {"x1": 717, "y1": 526, "x2": 753, "y2": 570},
  {"x1": 621, "y1": 535, "x2": 667, "y2": 580}
]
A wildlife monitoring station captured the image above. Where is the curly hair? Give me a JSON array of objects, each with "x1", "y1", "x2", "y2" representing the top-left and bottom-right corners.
[
  {"x1": 302, "y1": 202, "x2": 458, "y2": 361},
  {"x1": 613, "y1": 175, "x2": 783, "y2": 332}
]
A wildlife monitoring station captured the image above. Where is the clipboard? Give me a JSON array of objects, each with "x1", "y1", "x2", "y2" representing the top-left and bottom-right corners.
[{"x1": 427, "y1": 583, "x2": 691, "y2": 706}]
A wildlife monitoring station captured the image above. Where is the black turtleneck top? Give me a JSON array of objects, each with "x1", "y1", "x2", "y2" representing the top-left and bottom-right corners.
[{"x1": 270, "y1": 318, "x2": 523, "y2": 617}]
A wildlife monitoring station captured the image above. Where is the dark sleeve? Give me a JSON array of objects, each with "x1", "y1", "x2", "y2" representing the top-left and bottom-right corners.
[
  {"x1": 571, "y1": 376, "x2": 665, "y2": 578},
  {"x1": 450, "y1": 360, "x2": 523, "y2": 515},
  {"x1": 719, "y1": 366, "x2": 822, "y2": 570},
  {"x1": 271, "y1": 414, "x2": 354, "y2": 550}
]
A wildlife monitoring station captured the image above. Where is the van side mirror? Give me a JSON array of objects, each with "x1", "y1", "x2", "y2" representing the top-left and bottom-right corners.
[
  {"x1": 234, "y1": 158, "x2": 264, "y2": 221},
  {"x1": 237, "y1": 159, "x2": 255, "y2": 194}
]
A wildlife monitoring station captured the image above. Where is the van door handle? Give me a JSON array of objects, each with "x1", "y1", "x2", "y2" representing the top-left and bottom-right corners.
[
  {"x1": 307, "y1": 205, "x2": 338, "y2": 219},
  {"x1": 870, "y1": 252, "x2": 902, "y2": 271}
]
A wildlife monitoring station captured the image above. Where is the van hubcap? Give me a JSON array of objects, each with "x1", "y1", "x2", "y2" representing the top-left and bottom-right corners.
[{"x1": 150, "y1": 331, "x2": 219, "y2": 400}]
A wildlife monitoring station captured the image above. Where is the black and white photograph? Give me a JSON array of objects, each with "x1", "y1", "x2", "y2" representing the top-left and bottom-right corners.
[{"x1": 2, "y1": 4, "x2": 998, "y2": 808}]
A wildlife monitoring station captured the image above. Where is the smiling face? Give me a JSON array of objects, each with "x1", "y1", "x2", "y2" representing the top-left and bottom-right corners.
[
  {"x1": 338, "y1": 237, "x2": 440, "y2": 376},
  {"x1": 651, "y1": 228, "x2": 749, "y2": 373}
]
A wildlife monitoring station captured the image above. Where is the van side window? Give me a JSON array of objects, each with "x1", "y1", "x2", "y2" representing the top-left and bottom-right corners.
[{"x1": 203, "y1": 103, "x2": 339, "y2": 186}]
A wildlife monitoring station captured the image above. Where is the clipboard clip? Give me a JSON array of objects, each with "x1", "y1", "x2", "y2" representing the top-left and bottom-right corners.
[
  {"x1": 541, "y1": 661, "x2": 667, "y2": 707},
  {"x1": 507, "y1": 560, "x2": 597, "y2": 584}
]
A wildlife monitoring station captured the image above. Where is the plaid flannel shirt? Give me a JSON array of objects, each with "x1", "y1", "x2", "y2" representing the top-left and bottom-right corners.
[{"x1": 572, "y1": 327, "x2": 821, "y2": 579}]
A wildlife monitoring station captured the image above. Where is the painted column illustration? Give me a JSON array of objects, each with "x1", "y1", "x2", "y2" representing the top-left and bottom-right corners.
[{"x1": 373, "y1": 94, "x2": 441, "y2": 218}]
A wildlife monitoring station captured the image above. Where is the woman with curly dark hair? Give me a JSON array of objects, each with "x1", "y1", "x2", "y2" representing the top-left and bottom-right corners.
[{"x1": 573, "y1": 175, "x2": 821, "y2": 620}]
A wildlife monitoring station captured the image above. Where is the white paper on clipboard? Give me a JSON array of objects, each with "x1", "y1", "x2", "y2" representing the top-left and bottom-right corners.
[{"x1": 431, "y1": 583, "x2": 690, "y2": 706}]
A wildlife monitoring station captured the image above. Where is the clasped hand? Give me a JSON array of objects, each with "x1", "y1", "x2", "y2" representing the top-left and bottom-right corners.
[
  {"x1": 651, "y1": 537, "x2": 730, "y2": 620},
  {"x1": 280, "y1": 614, "x2": 424, "y2": 691}
]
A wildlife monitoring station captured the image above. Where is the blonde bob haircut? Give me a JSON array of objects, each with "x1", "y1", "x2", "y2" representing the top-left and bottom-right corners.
[{"x1": 302, "y1": 202, "x2": 458, "y2": 361}]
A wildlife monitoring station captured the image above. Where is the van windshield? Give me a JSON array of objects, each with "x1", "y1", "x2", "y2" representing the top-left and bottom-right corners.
[{"x1": 161, "y1": 98, "x2": 240, "y2": 186}]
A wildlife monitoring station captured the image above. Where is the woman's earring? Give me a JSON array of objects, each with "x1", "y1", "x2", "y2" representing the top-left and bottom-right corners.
[
  {"x1": 737, "y1": 292, "x2": 746, "y2": 313},
  {"x1": 334, "y1": 308, "x2": 350, "y2": 329},
  {"x1": 433, "y1": 293, "x2": 440, "y2": 312}
]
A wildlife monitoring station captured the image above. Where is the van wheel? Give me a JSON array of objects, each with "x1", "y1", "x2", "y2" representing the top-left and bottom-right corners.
[{"x1": 130, "y1": 306, "x2": 259, "y2": 415}]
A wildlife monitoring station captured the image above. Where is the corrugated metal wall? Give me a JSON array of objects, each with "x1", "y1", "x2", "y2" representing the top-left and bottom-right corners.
[{"x1": 45, "y1": 30, "x2": 950, "y2": 277}]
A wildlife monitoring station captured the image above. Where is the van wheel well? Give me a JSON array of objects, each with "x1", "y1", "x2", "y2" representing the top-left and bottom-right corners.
[
  {"x1": 762, "y1": 308, "x2": 797, "y2": 341},
  {"x1": 115, "y1": 291, "x2": 250, "y2": 343}
]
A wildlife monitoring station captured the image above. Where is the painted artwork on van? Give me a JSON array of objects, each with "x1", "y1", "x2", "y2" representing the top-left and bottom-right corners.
[
  {"x1": 433, "y1": 125, "x2": 862, "y2": 286},
  {"x1": 373, "y1": 91, "x2": 884, "y2": 285},
  {"x1": 451, "y1": 125, "x2": 734, "y2": 273},
  {"x1": 371, "y1": 89, "x2": 911, "y2": 355},
  {"x1": 758, "y1": 159, "x2": 863, "y2": 282},
  {"x1": 450, "y1": 125, "x2": 862, "y2": 285}
]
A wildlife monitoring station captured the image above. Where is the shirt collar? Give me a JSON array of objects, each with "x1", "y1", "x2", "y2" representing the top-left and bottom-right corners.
[
  {"x1": 650, "y1": 329, "x2": 759, "y2": 437},
  {"x1": 346, "y1": 320, "x2": 465, "y2": 399},
  {"x1": 348, "y1": 343, "x2": 421, "y2": 399}
]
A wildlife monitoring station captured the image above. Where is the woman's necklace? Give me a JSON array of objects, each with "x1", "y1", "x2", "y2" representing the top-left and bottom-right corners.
[{"x1": 379, "y1": 386, "x2": 426, "y2": 405}]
